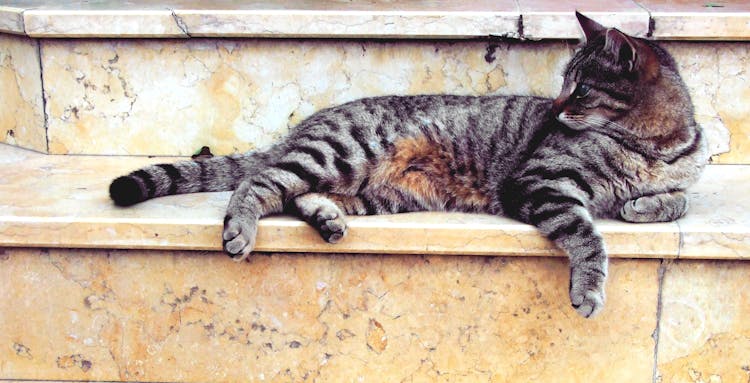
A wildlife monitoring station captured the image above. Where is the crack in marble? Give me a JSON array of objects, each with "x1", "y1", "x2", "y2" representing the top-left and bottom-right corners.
[
  {"x1": 652, "y1": 259, "x2": 668, "y2": 383},
  {"x1": 168, "y1": 9, "x2": 190, "y2": 37}
]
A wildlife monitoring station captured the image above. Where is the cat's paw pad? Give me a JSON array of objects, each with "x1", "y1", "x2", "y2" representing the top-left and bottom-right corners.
[
  {"x1": 314, "y1": 209, "x2": 347, "y2": 244},
  {"x1": 569, "y1": 269, "x2": 606, "y2": 318},
  {"x1": 222, "y1": 215, "x2": 257, "y2": 261}
]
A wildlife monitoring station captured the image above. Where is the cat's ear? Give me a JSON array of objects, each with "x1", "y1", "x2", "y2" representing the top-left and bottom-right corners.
[
  {"x1": 604, "y1": 28, "x2": 659, "y2": 80},
  {"x1": 604, "y1": 28, "x2": 638, "y2": 71},
  {"x1": 575, "y1": 11, "x2": 606, "y2": 43}
]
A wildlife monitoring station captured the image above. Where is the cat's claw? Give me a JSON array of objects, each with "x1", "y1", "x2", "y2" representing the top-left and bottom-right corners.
[
  {"x1": 222, "y1": 216, "x2": 257, "y2": 261},
  {"x1": 569, "y1": 268, "x2": 606, "y2": 318}
]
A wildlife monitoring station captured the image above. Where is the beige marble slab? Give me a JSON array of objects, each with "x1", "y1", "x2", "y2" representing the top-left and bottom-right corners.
[
  {"x1": 37, "y1": 38, "x2": 745, "y2": 163},
  {"x1": 661, "y1": 42, "x2": 750, "y2": 163},
  {"x1": 24, "y1": 10, "x2": 188, "y2": 38},
  {"x1": 518, "y1": 0, "x2": 650, "y2": 40},
  {"x1": 2, "y1": 1, "x2": 750, "y2": 40},
  {"x1": 40, "y1": 38, "x2": 573, "y2": 156},
  {"x1": 4, "y1": 0, "x2": 522, "y2": 39},
  {"x1": 679, "y1": 165, "x2": 750, "y2": 259},
  {"x1": 657, "y1": 260, "x2": 750, "y2": 382},
  {"x1": 0, "y1": 248, "x2": 660, "y2": 382},
  {"x1": 0, "y1": 33, "x2": 45, "y2": 152},
  {"x1": 637, "y1": 0, "x2": 750, "y2": 41},
  {"x1": 0, "y1": 6, "x2": 26, "y2": 34},
  {"x1": 174, "y1": 0, "x2": 520, "y2": 39}
]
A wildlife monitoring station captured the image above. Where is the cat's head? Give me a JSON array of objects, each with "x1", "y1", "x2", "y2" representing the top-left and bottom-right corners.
[{"x1": 552, "y1": 12, "x2": 694, "y2": 139}]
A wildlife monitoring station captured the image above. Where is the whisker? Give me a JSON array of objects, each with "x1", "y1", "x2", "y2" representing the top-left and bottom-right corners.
[{"x1": 585, "y1": 116, "x2": 629, "y2": 132}]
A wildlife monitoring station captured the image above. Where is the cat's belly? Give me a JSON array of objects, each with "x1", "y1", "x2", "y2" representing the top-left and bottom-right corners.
[{"x1": 368, "y1": 134, "x2": 490, "y2": 212}]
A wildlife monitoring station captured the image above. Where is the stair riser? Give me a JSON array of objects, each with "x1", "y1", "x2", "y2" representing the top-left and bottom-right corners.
[
  {"x1": 0, "y1": 34, "x2": 44, "y2": 153},
  {"x1": 1, "y1": 35, "x2": 749, "y2": 163},
  {"x1": 1, "y1": 248, "x2": 659, "y2": 382},
  {"x1": 2, "y1": 249, "x2": 748, "y2": 382}
]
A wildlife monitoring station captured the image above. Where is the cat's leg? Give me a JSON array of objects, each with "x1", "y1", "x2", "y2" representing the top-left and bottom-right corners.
[
  {"x1": 510, "y1": 186, "x2": 607, "y2": 318},
  {"x1": 620, "y1": 191, "x2": 688, "y2": 223},
  {"x1": 223, "y1": 168, "x2": 303, "y2": 260},
  {"x1": 292, "y1": 193, "x2": 348, "y2": 244},
  {"x1": 223, "y1": 158, "x2": 370, "y2": 259},
  {"x1": 539, "y1": 206, "x2": 607, "y2": 318},
  {"x1": 292, "y1": 190, "x2": 418, "y2": 242}
]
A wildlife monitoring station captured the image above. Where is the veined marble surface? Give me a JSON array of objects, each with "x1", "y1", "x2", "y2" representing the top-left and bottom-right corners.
[
  {"x1": 657, "y1": 260, "x2": 750, "y2": 382},
  {"x1": 0, "y1": 33, "x2": 45, "y2": 152},
  {"x1": 0, "y1": 5, "x2": 25, "y2": 34},
  {"x1": 25, "y1": 10, "x2": 188, "y2": 38},
  {"x1": 682, "y1": 164, "x2": 750, "y2": 259},
  {"x1": 519, "y1": 0, "x2": 649, "y2": 40},
  {"x1": 2, "y1": 1, "x2": 750, "y2": 40},
  {"x1": 0, "y1": 143, "x2": 746, "y2": 260},
  {"x1": 0, "y1": 248, "x2": 659, "y2": 382},
  {"x1": 173, "y1": 0, "x2": 521, "y2": 39},
  {"x1": 638, "y1": 0, "x2": 750, "y2": 40},
  {"x1": 41, "y1": 39, "x2": 572, "y2": 156},
  {"x1": 35, "y1": 38, "x2": 748, "y2": 164}
]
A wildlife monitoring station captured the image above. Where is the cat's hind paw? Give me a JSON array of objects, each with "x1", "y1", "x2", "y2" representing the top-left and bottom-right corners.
[
  {"x1": 222, "y1": 215, "x2": 258, "y2": 261},
  {"x1": 292, "y1": 193, "x2": 349, "y2": 244},
  {"x1": 313, "y1": 208, "x2": 348, "y2": 244}
]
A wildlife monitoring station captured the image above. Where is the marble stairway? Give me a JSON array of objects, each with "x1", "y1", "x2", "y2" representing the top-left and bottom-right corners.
[{"x1": 1, "y1": 1, "x2": 749, "y2": 382}]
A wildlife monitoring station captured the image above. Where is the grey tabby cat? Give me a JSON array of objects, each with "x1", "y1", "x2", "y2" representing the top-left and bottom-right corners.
[{"x1": 110, "y1": 13, "x2": 708, "y2": 317}]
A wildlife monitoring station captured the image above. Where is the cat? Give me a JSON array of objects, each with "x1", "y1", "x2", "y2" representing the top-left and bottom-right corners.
[{"x1": 109, "y1": 13, "x2": 708, "y2": 318}]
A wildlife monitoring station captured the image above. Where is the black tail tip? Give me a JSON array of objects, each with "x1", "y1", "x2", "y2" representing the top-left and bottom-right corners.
[{"x1": 109, "y1": 176, "x2": 144, "y2": 207}]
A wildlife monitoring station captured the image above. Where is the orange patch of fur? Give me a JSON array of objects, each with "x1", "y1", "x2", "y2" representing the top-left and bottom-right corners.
[{"x1": 371, "y1": 135, "x2": 489, "y2": 211}]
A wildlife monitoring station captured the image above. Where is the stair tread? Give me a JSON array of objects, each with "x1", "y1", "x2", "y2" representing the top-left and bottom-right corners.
[
  {"x1": 1, "y1": 0, "x2": 749, "y2": 40},
  {"x1": 1, "y1": 143, "x2": 746, "y2": 259}
]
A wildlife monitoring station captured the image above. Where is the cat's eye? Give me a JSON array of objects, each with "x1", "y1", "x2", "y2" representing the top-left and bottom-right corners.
[{"x1": 575, "y1": 84, "x2": 591, "y2": 99}]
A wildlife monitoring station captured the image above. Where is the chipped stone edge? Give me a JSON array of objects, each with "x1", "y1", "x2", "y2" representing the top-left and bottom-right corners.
[{"x1": 0, "y1": 6, "x2": 26, "y2": 35}]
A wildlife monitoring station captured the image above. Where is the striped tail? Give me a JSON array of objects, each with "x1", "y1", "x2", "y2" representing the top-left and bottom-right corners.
[{"x1": 109, "y1": 153, "x2": 258, "y2": 206}]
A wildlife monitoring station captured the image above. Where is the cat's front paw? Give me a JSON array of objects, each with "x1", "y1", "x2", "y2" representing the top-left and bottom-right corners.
[
  {"x1": 569, "y1": 267, "x2": 606, "y2": 318},
  {"x1": 222, "y1": 215, "x2": 258, "y2": 261},
  {"x1": 620, "y1": 192, "x2": 688, "y2": 223}
]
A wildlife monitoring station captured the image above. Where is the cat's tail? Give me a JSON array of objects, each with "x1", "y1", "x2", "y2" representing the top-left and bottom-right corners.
[{"x1": 109, "y1": 152, "x2": 263, "y2": 207}]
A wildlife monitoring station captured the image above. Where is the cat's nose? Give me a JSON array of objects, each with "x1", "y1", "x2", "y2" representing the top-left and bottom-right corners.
[{"x1": 551, "y1": 97, "x2": 566, "y2": 117}]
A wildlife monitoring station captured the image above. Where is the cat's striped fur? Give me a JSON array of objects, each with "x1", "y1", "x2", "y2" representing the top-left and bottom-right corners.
[{"x1": 109, "y1": 13, "x2": 708, "y2": 317}]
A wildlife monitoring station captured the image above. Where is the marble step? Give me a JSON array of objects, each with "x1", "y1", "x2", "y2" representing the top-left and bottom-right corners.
[
  {"x1": 1, "y1": 34, "x2": 747, "y2": 163},
  {"x1": 4, "y1": 249, "x2": 749, "y2": 382},
  {"x1": 0, "y1": 249, "x2": 696, "y2": 382},
  {"x1": 1, "y1": 143, "x2": 748, "y2": 260},
  {"x1": 0, "y1": 2, "x2": 749, "y2": 162},
  {"x1": 1, "y1": 142, "x2": 749, "y2": 381},
  {"x1": 3, "y1": 0, "x2": 750, "y2": 40}
]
